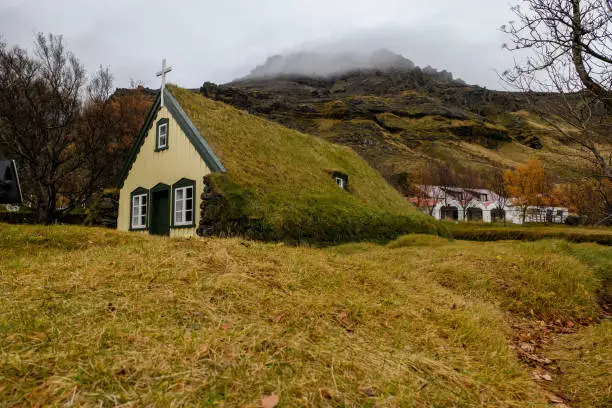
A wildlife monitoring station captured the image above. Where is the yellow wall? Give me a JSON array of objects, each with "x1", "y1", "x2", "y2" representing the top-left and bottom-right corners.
[{"x1": 117, "y1": 106, "x2": 211, "y2": 237}]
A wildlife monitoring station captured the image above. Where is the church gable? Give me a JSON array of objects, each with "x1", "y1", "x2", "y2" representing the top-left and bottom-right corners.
[{"x1": 118, "y1": 88, "x2": 225, "y2": 189}]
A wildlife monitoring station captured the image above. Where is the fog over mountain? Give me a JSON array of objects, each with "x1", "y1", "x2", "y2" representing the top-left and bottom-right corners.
[
  {"x1": 245, "y1": 49, "x2": 460, "y2": 85},
  {"x1": 248, "y1": 49, "x2": 419, "y2": 78}
]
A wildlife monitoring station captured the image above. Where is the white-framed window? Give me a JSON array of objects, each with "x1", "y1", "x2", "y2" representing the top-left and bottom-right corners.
[
  {"x1": 131, "y1": 193, "x2": 147, "y2": 229},
  {"x1": 335, "y1": 176, "x2": 345, "y2": 189},
  {"x1": 174, "y1": 185, "x2": 194, "y2": 226},
  {"x1": 157, "y1": 122, "x2": 168, "y2": 149}
]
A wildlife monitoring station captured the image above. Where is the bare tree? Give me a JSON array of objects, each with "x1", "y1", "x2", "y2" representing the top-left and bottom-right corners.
[
  {"x1": 0, "y1": 34, "x2": 148, "y2": 224},
  {"x1": 501, "y1": 0, "x2": 612, "y2": 184},
  {"x1": 413, "y1": 184, "x2": 446, "y2": 216},
  {"x1": 0, "y1": 34, "x2": 86, "y2": 222},
  {"x1": 406, "y1": 164, "x2": 444, "y2": 216},
  {"x1": 489, "y1": 170, "x2": 511, "y2": 225}
]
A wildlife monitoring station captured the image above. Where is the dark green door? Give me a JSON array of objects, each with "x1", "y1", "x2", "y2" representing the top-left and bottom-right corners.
[{"x1": 151, "y1": 188, "x2": 170, "y2": 236}]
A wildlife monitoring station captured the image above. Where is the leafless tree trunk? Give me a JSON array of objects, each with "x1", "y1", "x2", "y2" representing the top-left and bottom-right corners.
[{"x1": 489, "y1": 170, "x2": 510, "y2": 225}]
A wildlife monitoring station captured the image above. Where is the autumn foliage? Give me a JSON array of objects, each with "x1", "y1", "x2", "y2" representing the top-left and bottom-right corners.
[
  {"x1": 504, "y1": 159, "x2": 549, "y2": 222},
  {"x1": 80, "y1": 86, "x2": 153, "y2": 188},
  {"x1": 553, "y1": 179, "x2": 612, "y2": 225}
]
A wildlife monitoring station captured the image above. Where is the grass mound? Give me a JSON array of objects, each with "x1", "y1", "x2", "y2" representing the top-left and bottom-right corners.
[
  {"x1": 169, "y1": 86, "x2": 445, "y2": 243},
  {"x1": 386, "y1": 233, "x2": 451, "y2": 248},
  {"x1": 446, "y1": 223, "x2": 612, "y2": 245},
  {"x1": 1, "y1": 224, "x2": 609, "y2": 406}
]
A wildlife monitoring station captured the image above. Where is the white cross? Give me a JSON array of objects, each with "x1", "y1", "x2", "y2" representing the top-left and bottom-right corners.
[{"x1": 156, "y1": 58, "x2": 172, "y2": 107}]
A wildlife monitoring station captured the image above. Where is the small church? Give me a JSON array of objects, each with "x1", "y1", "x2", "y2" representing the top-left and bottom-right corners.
[
  {"x1": 117, "y1": 60, "x2": 226, "y2": 237},
  {"x1": 117, "y1": 60, "x2": 436, "y2": 241}
]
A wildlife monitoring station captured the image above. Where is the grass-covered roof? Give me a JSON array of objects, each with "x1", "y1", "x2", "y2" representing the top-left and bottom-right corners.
[{"x1": 169, "y1": 86, "x2": 444, "y2": 242}]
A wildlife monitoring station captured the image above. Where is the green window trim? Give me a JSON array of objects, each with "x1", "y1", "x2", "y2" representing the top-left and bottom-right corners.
[
  {"x1": 129, "y1": 187, "x2": 149, "y2": 231},
  {"x1": 155, "y1": 118, "x2": 170, "y2": 152},
  {"x1": 171, "y1": 178, "x2": 196, "y2": 229},
  {"x1": 151, "y1": 182, "x2": 171, "y2": 193}
]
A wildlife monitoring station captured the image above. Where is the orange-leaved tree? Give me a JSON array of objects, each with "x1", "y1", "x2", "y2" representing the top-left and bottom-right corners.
[
  {"x1": 504, "y1": 159, "x2": 548, "y2": 223},
  {"x1": 553, "y1": 179, "x2": 612, "y2": 225}
]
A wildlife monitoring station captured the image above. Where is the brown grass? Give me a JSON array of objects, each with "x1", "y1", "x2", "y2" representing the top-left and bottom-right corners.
[
  {"x1": 545, "y1": 321, "x2": 612, "y2": 407},
  {"x1": 0, "y1": 224, "x2": 609, "y2": 406}
]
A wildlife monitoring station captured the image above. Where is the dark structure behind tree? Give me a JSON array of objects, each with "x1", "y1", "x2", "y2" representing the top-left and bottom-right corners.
[{"x1": 0, "y1": 160, "x2": 22, "y2": 204}]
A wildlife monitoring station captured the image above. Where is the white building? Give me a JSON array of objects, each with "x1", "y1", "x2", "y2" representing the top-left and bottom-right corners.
[{"x1": 409, "y1": 186, "x2": 568, "y2": 224}]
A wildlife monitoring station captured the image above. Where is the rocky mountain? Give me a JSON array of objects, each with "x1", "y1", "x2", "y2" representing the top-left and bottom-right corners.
[{"x1": 200, "y1": 50, "x2": 606, "y2": 191}]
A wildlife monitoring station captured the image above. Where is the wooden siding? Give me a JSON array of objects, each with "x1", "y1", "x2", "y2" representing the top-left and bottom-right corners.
[{"x1": 117, "y1": 106, "x2": 210, "y2": 237}]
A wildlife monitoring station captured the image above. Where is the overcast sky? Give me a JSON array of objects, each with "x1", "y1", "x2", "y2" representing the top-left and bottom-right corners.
[{"x1": 0, "y1": 0, "x2": 517, "y2": 89}]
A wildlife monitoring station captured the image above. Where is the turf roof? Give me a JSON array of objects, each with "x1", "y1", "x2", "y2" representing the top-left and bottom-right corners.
[{"x1": 168, "y1": 86, "x2": 443, "y2": 242}]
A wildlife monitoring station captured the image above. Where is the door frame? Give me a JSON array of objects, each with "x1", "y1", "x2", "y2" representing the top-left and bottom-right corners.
[{"x1": 150, "y1": 183, "x2": 171, "y2": 236}]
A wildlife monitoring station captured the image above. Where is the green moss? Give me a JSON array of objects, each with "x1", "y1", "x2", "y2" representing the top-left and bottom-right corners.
[
  {"x1": 319, "y1": 100, "x2": 349, "y2": 117},
  {"x1": 169, "y1": 87, "x2": 445, "y2": 243}
]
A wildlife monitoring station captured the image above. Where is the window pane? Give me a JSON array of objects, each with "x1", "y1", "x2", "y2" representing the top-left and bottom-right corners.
[
  {"x1": 186, "y1": 186, "x2": 193, "y2": 199},
  {"x1": 131, "y1": 194, "x2": 148, "y2": 227},
  {"x1": 186, "y1": 196, "x2": 193, "y2": 211},
  {"x1": 186, "y1": 210, "x2": 192, "y2": 222},
  {"x1": 176, "y1": 188, "x2": 184, "y2": 201},
  {"x1": 132, "y1": 196, "x2": 140, "y2": 227},
  {"x1": 158, "y1": 124, "x2": 168, "y2": 147},
  {"x1": 175, "y1": 211, "x2": 183, "y2": 224}
]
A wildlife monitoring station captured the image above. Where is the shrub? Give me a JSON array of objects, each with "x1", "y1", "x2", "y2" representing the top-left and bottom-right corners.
[{"x1": 447, "y1": 224, "x2": 612, "y2": 245}]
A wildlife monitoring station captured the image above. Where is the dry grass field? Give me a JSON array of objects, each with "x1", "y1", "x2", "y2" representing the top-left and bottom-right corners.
[{"x1": 0, "y1": 224, "x2": 610, "y2": 407}]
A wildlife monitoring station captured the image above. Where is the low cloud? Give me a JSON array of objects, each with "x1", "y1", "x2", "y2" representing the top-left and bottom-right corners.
[{"x1": 0, "y1": 0, "x2": 516, "y2": 89}]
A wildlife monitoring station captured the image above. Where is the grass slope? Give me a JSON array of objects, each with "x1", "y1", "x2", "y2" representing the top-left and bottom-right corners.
[
  {"x1": 169, "y1": 86, "x2": 444, "y2": 242},
  {"x1": 1, "y1": 224, "x2": 610, "y2": 406},
  {"x1": 204, "y1": 80, "x2": 612, "y2": 185}
]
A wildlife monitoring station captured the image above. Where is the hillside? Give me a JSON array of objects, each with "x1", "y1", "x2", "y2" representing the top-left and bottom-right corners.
[
  {"x1": 200, "y1": 50, "x2": 612, "y2": 190},
  {"x1": 168, "y1": 86, "x2": 444, "y2": 242},
  {"x1": 1, "y1": 223, "x2": 610, "y2": 406}
]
